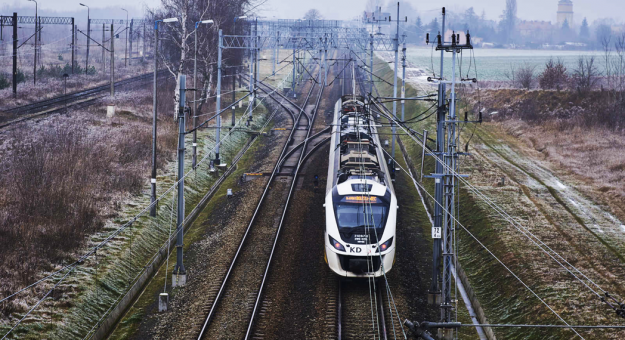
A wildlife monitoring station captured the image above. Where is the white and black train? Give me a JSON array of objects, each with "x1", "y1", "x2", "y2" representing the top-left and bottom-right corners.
[{"x1": 324, "y1": 95, "x2": 397, "y2": 278}]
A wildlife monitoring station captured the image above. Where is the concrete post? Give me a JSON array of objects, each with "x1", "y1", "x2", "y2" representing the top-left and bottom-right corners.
[
  {"x1": 391, "y1": 3, "x2": 400, "y2": 159},
  {"x1": 12, "y1": 12, "x2": 17, "y2": 97},
  {"x1": 71, "y1": 18, "x2": 75, "y2": 74},
  {"x1": 215, "y1": 29, "x2": 223, "y2": 165},
  {"x1": 110, "y1": 24, "x2": 114, "y2": 96},
  {"x1": 173, "y1": 74, "x2": 187, "y2": 287},
  {"x1": 129, "y1": 19, "x2": 133, "y2": 66},
  {"x1": 102, "y1": 24, "x2": 105, "y2": 71},
  {"x1": 86, "y1": 18, "x2": 90, "y2": 75},
  {"x1": 231, "y1": 66, "x2": 236, "y2": 126},
  {"x1": 192, "y1": 26, "x2": 198, "y2": 169},
  {"x1": 401, "y1": 36, "x2": 406, "y2": 122},
  {"x1": 150, "y1": 23, "x2": 159, "y2": 217}
]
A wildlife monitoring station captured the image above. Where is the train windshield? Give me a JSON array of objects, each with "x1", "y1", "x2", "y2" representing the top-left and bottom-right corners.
[
  {"x1": 335, "y1": 203, "x2": 388, "y2": 229},
  {"x1": 332, "y1": 190, "x2": 391, "y2": 234}
]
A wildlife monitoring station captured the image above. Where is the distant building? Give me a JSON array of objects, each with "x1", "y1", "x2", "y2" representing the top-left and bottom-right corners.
[
  {"x1": 557, "y1": 0, "x2": 574, "y2": 27},
  {"x1": 518, "y1": 20, "x2": 553, "y2": 36},
  {"x1": 518, "y1": 20, "x2": 554, "y2": 43}
]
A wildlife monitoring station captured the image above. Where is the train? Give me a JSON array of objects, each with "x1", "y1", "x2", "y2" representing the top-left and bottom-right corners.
[{"x1": 324, "y1": 94, "x2": 398, "y2": 278}]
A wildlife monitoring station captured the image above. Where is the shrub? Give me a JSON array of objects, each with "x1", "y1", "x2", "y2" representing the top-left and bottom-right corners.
[
  {"x1": 572, "y1": 56, "x2": 600, "y2": 94},
  {"x1": 504, "y1": 63, "x2": 536, "y2": 89},
  {"x1": 539, "y1": 58, "x2": 569, "y2": 90},
  {"x1": 58, "y1": 54, "x2": 63, "y2": 61},
  {"x1": 0, "y1": 73, "x2": 9, "y2": 90},
  {"x1": 15, "y1": 68, "x2": 26, "y2": 84}
]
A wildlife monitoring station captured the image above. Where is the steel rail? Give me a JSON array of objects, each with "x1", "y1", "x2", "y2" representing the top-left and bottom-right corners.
[
  {"x1": 196, "y1": 65, "x2": 319, "y2": 340},
  {"x1": 244, "y1": 63, "x2": 326, "y2": 340},
  {"x1": 4, "y1": 70, "x2": 168, "y2": 115}
]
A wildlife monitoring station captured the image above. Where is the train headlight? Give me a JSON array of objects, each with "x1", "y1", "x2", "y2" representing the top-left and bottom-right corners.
[
  {"x1": 329, "y1": 236, "x2": 345, "y2": 251},
  {"x1": 376, "y1": 237, "x2": 393, "y2": 253}
]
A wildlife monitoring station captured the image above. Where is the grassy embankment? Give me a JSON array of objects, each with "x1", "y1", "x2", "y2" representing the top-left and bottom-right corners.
[{"x1": 371, "y1": 57, "x2": 588, "y2": 339}]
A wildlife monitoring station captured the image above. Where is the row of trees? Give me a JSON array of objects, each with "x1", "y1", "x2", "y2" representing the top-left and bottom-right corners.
[
  {"x1": 378, "y1": 0, "x2": 621, "y2": 49},
  {"x1": 504, "y1": 31, "x2": 625, "y2": 98},
  {"x1": 505, "y1": 57, "x2": 599, "y2": 93}
]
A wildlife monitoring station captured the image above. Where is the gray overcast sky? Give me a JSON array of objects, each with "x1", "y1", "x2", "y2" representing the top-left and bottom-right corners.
[
  {"x1": 259, "y1": 0, "x2": 624, "y2": 24},
  {"x1": 2, "y1": 0, "x2": 623, "y2": 25}
]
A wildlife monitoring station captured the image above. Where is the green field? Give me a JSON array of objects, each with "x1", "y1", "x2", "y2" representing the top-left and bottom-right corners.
[{"x1": 406, "y1": 46, "x2": 606, "y2": 81}]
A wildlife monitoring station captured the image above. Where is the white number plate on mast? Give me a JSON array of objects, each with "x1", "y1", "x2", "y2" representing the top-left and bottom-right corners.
[{"x1": 432, "y1": 227, "x2": 441, "y2": 239}]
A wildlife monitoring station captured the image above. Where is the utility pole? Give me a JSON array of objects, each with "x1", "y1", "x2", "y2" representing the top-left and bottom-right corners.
[
  {"x1": 29, "y1": 0, "x2": 37, "y2": 85},
  {"x1": 101, "y1": 23, "x2": 105, "y2": 71},
  {"x1": 429, "y1": 7, "x2": 446, "y2": 310},
  {"x1": 215, "y1": 29, "x2": 223, "y2": 166},
  {"x1": 254, "y1": 20, "x2": 259, "y2": 107},
  {"x1": 121, "y1": 8, "x2": 128, "y2": 66},
  {"x1": 424, "y1": 8, "x2": 475, "y2": 340},
  {"x1": 151, "y1": 21, "x2": 159, "y2": 217},
  {"x1": 401, "y1": 34, "x2": 406, "y2": 122},
  {"x1": 110, "y1": 23, "x2": 114, "y2": 96},
  {"x1": 79, "y1": 3, "x2": 90, "y2": 75},
  {"x1": 391, "y1": 2, "x2": 400, "y2": 161},
  {"x1": 231, "y1": 66, "x2": 236, "y2": 126},
  {"x1": 369, "y1": 34, "x2": 373, "y2": 95},
  {"x1": 142, "y1": 22, "x2": 145, "y2": 63},
  {"x1": 150, "y1": 17, "x2": 178, "y2": 216},
  {"x1": 291, "y1": 40, "x2": 296, "y2": 97},
  {"x1": 172, "y1": 73, "x2": 187, "y2": 287},
  {"x1": 71, "y1": 18, "x2": 75, "y2": 74},
  {"x1": 323, "y1": 34, "x2": 328, "y2": 86},
  {"x1": 193, "y1": 19, "x2": 214, "y2": 169},
  {"x1": 129, "y1": 19, "x2": 133, "y2": 66},
  {"x1": 273, "y1": 30, "x2": 278, "y2": 75},
  {"x1": 12, "y1": 12, "x2": 17, "y2": 97}
]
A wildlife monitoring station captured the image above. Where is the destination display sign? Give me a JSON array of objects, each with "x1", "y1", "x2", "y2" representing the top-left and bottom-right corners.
[{"x1": 342, "y1": 196, "x2": 380, "y2": 203}]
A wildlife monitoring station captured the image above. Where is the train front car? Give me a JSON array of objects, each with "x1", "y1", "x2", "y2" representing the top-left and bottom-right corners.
[{"x1": 324, "y1": 95, "x2": 397, "y2": 278}]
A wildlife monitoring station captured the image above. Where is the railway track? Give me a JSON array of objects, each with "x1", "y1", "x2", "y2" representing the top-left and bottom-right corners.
[
  {"x1": 0, "y1": 70, "x2": 168, "y2": 129},
  {"x1": 195, "y1": 65, "x2": 325, "y2": 340}
]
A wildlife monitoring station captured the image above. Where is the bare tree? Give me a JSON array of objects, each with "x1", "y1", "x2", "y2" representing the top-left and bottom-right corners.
[
  {"x1": 148, "y1": 0, "x2": 253, "y2": 116},
  {"x1": 504, "y1": 62, "x2": 535, "y2": 89},
  {"x1": 572, "y1": 56, "x2": 600, "y2": 94},
  {"x1": 303, "y1": 9, "x2": 323, "y2": 21}
]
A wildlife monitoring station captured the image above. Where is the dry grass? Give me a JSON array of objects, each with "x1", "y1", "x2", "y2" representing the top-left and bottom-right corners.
[
  {"x1": 473, "y1": 89, "x2": 625, "y2": 222},
  {"x1": 0, "y1": 61, "x2": 151, "y2": 111},
  {"x1": 0, "y1": 83, "x2": 178, "y2": 316},
  {"x1": 493, "y1": 119, "x2": 625, "y2": 222}
]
